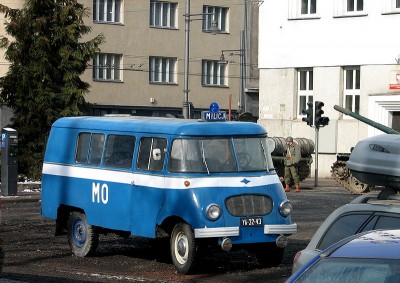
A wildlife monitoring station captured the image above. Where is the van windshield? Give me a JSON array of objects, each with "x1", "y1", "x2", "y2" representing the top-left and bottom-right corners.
[{"x1": 168, "y1": 137, "x2": 275, "y2": 173}]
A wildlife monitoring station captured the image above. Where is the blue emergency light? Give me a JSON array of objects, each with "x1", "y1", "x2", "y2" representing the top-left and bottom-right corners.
[{"x1": 201, "y1": 102, "x2": 226, "y2": 121}]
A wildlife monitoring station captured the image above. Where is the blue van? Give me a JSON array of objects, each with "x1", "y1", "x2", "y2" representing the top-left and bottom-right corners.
[{"x1": 41, "y1": 106, "x2": 297, "y2": 274}]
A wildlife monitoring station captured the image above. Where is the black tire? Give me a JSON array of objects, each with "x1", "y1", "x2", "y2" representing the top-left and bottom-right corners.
[
  {"x1": 170, "y1": 223, "x2": 198, "y2": 274},
  {"x1": 253, "y1": 243, "x2": 284, "y2": 267},
  {"x1": 67, "y1": 211, "x2": 99, "y2": 257}
]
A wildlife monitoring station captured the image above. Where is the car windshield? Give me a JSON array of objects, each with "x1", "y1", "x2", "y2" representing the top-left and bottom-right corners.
[
  {"x1": 295, "y1": 258, "x2": 400, "y2": 283},
  {"x1": 168, "y1": 137, "x2": 275, "y2": 173}
]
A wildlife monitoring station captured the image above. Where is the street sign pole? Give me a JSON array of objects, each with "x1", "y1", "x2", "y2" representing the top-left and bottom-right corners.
[{"x1": 314, "y1": 126, "x2": 319, "y2": 187}]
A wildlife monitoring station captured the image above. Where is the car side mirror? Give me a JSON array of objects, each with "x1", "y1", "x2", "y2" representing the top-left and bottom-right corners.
[{"x1": 152, "y1": 148, "x2": 161, "y2": 161}]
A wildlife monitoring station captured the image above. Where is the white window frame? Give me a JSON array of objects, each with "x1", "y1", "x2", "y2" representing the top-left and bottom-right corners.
[
  {"x1": 382, "y1": 0, "x2": 400, "y2": 14},
  {"x1": 93, "y1": 0, "x2": 123, "y2": 24},
  {"x1": 202, "y1": 60, "x2": 227, "y2": 86},
  {"x1": 149, "y1": 57, "x2": 177, "y2": 84},
  {"x1": 93, "y1": 53, "x2": 122, "y2": 82},
  {"x1": 334, "y1": 0, "x2": 367, "y2": 17},
  {"x1": 288, "y1": 0, "x2": 319, "y2": 20},
  {"x1": 343, "y1": 66, "x2": 360, "y2": 116},
  {"x1": 297, "y1": 69, "x2": 314, "y2": 117},
  {"x1": 150, "y1": 1, "x2": 177, "y2": 28},
  {"x1": 203, "y1": 6, "x2": 228, "y2": 33}
]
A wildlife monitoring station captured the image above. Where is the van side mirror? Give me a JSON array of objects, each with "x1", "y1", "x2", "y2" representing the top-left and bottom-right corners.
[{"x1": 152, "y1": 148, "x2": 161, "y2": 161}]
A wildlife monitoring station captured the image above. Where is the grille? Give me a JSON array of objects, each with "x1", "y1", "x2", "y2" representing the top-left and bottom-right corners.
[{"x1": 225, "y1": 194, "x2": 272, "y2": 216}]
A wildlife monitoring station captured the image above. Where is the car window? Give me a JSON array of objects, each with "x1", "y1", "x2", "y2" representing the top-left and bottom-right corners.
[
  {"x1": 137, "y1": 137, "x2": 167, "y2": 172},
  {"x1": 75, "y1": 132, "x2": 105, "y2": 166},
  {"x1": 317, "y1": 213, "x2": 371, "y2": 251},
  {"x1": 368, "y1": 215, "x2": 400, "y2": 230},
  {"x1": 104, "y1": 135, "x2": 135, "y2": 168}
]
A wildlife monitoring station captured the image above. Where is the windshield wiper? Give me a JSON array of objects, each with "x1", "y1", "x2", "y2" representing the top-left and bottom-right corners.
[
  {"x1": 201, "y1": 142, "x2": 210, "y2": 175},
  {"x1": 260, "y1": 141, "x2": 270, "y2": 172}
]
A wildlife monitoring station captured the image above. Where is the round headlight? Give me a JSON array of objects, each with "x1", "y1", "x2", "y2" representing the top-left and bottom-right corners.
[
  {"x1": 206, "y1": 204, "x2": 221, "y2": 221},
  {"x1": 279, "y1": 200, "x2": 292, "y2": 217}
]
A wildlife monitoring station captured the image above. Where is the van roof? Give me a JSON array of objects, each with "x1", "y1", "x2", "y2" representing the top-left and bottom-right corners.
[{"x1": 52, "y1": 116, "x2": 267, "y2": 136}]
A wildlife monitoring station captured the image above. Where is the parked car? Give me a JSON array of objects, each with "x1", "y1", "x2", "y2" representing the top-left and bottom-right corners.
[
  {"x1": 286, "y1": 229, "x2": 400, "y2": 283},
  {"x1": 292, "y1": 192, "x2": 400, "y2": 274}
]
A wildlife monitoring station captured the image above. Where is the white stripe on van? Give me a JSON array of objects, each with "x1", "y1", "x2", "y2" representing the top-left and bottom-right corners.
[{"x1": 42, "y1": 163, "x2": 281, "y2": 189}]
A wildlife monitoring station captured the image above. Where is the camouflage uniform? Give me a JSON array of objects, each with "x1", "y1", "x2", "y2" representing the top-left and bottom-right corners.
[{"x1": 284, "y1": 137, "x2": 301, "y2": 192}]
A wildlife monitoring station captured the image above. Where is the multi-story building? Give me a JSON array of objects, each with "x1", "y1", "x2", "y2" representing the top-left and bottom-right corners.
[
  {"x1": 82, "y1": 0, "x2": 257, "y2": 118},
  {"x1": 0, "y1": 1, "x2": 259, "y2": 122},
  {"x1": 259, "y1": 0, "x2": 400, "y2": 178}
]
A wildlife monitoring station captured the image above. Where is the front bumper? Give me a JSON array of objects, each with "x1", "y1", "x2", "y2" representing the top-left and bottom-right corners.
[{"x1": 194, "y1": 223, "x2": 297, "y2": 238}]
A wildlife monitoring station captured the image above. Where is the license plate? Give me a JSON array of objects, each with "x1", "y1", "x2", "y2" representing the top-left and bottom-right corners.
[{"x1": 240, "y1": 217, "x2": 263, "y2": 227}]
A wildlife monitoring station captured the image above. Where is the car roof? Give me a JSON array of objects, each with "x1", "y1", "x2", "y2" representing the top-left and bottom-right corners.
[
  {"x1": 52, "y1": 116, "x2": 267, "y2": 137},
  {"x1": 305, "y1": 193, "x2": 400, "y2": 249},
  {"x1": 324, "y1": 229, "x2": 400, "y2": 259}
]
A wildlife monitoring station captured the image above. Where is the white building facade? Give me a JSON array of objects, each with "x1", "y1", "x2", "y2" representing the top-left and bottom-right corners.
[{"x1": 258, "y1": 0, "x2": 400, "y2": 178}]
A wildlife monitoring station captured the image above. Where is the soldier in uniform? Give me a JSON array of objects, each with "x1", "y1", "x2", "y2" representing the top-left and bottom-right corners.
[{"x1": 284, "y1": 136, "x2": 301, "y2": 192}]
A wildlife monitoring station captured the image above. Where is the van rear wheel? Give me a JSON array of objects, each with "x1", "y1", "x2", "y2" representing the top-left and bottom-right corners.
[
  {"x1": 67, "y1": 211, "x2": 98, "y2": 257},
  {"x1": 170, "y1": 223, "x2": 198, "y2": 274}
]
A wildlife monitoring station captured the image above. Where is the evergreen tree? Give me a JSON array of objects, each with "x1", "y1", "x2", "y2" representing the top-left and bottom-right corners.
[{"x1": 0, "y1": 0, "x2": 104, "y2": 179}]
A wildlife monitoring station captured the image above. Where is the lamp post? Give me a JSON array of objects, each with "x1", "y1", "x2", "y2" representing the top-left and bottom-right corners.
[
  {"x1": 182, "y1": 0, "x2": 191, "y2": 119},
  {"x1": 218, "y1": 45, "x2": 245, "y2": 113},
  {"x1": 182, "y1": 0, "x2": 219, "y2": 119}
]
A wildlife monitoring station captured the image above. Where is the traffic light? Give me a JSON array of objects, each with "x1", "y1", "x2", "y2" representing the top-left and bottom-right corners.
[
  {"x1": 302, "y1": 101, "x2": 313, "y2": 126},
  {"x1": 315, "y1": 101, "x2": 330, "y2": 128}
]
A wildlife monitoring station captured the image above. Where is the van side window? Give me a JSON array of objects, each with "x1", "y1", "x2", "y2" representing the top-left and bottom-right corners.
[
  {"x1": 75, "y1": 133, "x2": 91, "y2": 163},
  {"x1": 104, "y1": 135, "x2": 135, "y2": 168},
  {"x1": 75, "y1": 133, "x2": 105, "y2": 166},
  {"x1": 137, "y1": 137, "x2": 167, "y2": 172}
]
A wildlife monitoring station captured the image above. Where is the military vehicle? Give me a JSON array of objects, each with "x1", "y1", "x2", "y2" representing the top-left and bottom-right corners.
[
  {"x1": 347, "y1": 134, "x2": 400, "y2": 193},
  {"x1": 332, "y1": 105, "x2": 400, "y2": 194},
  {"x1": 268, "y1": 137, "x2": 314, "y2": 182}
]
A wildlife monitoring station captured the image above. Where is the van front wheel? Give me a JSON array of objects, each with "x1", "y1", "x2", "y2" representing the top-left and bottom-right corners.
[
  {"x1": 67, "y1": 211, "x2": 99, "y2": 257},
  {"x1": 170, "y1": 223, "x2": 198, "y2": 274}
]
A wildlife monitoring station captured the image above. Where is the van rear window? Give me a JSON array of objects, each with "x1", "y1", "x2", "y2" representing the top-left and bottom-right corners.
[
  {"x1": 75, "y1": 133, "x2": 105, "y2": 165},
  {"x1": 75, "y1": 133, "x2": 135, "y2": 168}
]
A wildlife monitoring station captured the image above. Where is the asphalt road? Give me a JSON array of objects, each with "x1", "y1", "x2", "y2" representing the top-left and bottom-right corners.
[{"x1": 0, "y1": 179, "x2": 361, "y2": 282}]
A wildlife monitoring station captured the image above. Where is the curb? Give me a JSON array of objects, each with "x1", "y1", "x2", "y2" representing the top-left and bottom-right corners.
[
  {"x1": 1, "y1": 193, "x2": 41, "y2": 203},
  {"x1": 1, "y1": 183, "x2": 41, "y2": 203}
]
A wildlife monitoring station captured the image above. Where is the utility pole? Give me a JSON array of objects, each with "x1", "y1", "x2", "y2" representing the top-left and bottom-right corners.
[{"x1": 182, "y1": 0, "x2": 190, "y2": 119}]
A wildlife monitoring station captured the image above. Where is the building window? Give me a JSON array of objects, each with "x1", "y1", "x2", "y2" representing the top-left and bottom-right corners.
[
  {"x1": 203, "y1": 6, "x2": 228, "y2": 32},
  {"x1": 392, "y1": 111, "x2": 400, "y2": 132},
  {"x1": 150, "y1": 1, "x2": 177, "y2": 28},
  {"x1": 93, "y1": 0, "x2": 122, "y2": 23},
  {"x1": 298, "y1": 69, "x2": 313, "y2": 116},
  {"x1": 289, "y1": 0, "x2": 318, "y2": 19},
  {"x1": 202, "y1": 60, "x2": 227, "y2": 86},
  {"x1": 343, "y1": 67, "x2": 360, "y2": 114},
  {"x1": 93, "y1": 53, "x2": 122, "y2": 81},
  {"x1": 149, "y1": 57, "x2": 176, "y2": 83},
  {"x1": 382, "y1": 0, "x2": 400, "y2": 13},
  {"x1": 301, "y1": 0, "x2": 317, "y2": 14},
  {"x1": 334, "y1": 0, "x2": 367, "y2": 17},
  {"x1": 347, "y1": 0, "x2": 363, "y2": 11}
]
